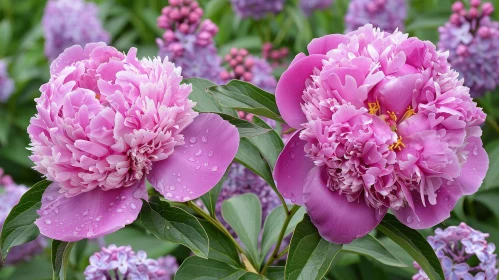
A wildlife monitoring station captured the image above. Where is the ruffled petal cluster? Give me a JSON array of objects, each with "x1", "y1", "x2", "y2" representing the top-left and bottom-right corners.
[
  {"x1": 413, "y1": 223, "x2": 498, "y2": 280},
  {"x1": 157, "y1": 0, "x2": 223, "y2": 83},
  {"x1": 84, "y1": 244, "x2": 178, "y2": 280},
  {"x1": 345, "y1": 0, "x2": 406, "y2": 32},
  {"x1": 42, "y1": 0, "x2": 109, "y2": 61},
  {"x1": 274, "y1": 24, "x2": 488, "y2": 244},
  {"x1": 300, "y1": 0, "x2": 334, "y2": 16},
  {"x1": 29, "y1": 43, "x2": 239, "y2": 242},
  {"x1": 230, "y1": 0, "x2": 285, "y2": 19},
  {"x1": 0, "y1": 60, "x2": 14, "y2": 102},
  {"x1": 438, "y1": 1, "x2": 499, "y2": 97}
]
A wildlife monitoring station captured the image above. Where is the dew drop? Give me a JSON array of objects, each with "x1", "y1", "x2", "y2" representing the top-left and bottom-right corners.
[
  {"x1": 83, "y1": 210, "x2": 89, "y2": 216},
  {"x1": 96, "y1": 216, "x2": 102, "y2": 222},
  {"x1": 208, "y1": 151, "x2": 214, "y2": 157},
  {"x1": 473, "y1": 145, "x2": 478, "y2": 156},
  {"x1": 87, "y1": 231, "x2": 94, "y2": 237},
  {"x1": 130, "y1": 203, "x2": 137, "y2": 210},
  {"x1": 169, "y1": 186, "x2": 176, "y2": 191},
  {"x1": 121, "y1": 196, "x2": 126, "y2": 200},
  {"x1": 182, "y1": 196, "x2": 191, "y2": 201},
  {"x1": 204, "y1": 162, "x2": 209, "y2": 166},
  {"x1": 166, "y1": 193, "x2": 173, "y2": 198},
  {"x1": 46, "y1": 196, "x2": 54, "y2": 201},
  {"x1": 195, "y1": 150, "x2": 203, "y2": 157},
  {"x1": 444, "y1": 196, "x2": 449, "y2": 202},
  {"x1": 190, "y1": 137, "x2": 197, "y2": 143},
  {"x1": 189, "y1": 157, "x2": 195, "y2": 162},
  {"x1": 206, "y1": 129, "x2": 210, "y2": 134},
  {"x1": 202, "y1": 136, "x2": 207, "y2": 143},
  {"x1": 45, "y1": 219, "x2": 52, "y2": 225},
  {"x1": 176, "y1": 178, "x2": 181, "y2": 183},
  {"x1": 43, "y1": 210, "x2": 49, "y2": 215},
  {"x1": 125, "y1": 220, "x2": 131, "y2": 224},
  {"x1": 196, "y1": 166, "x2": 201, "y2": 170},
  {"x1": 290, "y1": 152, "x2": 295, "y2": 159},
  {"x1": 110, "y1": 202, "x2": 115, "y2": 206},
  {"x1": 290, "y1": 194, "x2": 296, "y2": 203},
  {"x1": 167, "y1": 226, "x2": 170, "y2": 230},
  {"x1": 406, "y1": 216, "x2": 414, "y2": 224},
  {"x1": 116, "y1": 209, "x2": 124, "y2": 213},
  {"x1": 447, "y1": 180, "x2": 453, "y2": 185},
  {"x1": 211, "y1": 166, "x2": 218, "y2": 172}
]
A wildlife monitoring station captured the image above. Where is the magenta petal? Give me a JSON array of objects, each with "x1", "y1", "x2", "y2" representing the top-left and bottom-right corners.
[
  {"x1": 290, "y1": 53, "x2": 307, "y2": 66},
  {"x1": 276, "y1": 54, "x2": 327, "y2": 128},
  {"x1": 35, "y1": 180, "x2": 147, "y2": 242},
  {"x1": 273, "y1": 130, "x2": 314, "y2": 205},
  {"x1": 304, "y1": 167, "x2": 386, "y2": 244},
  {"x1": 393, "y1": 180, "x2": 463, "y2": 229},
  {"x1": 148, "y1": 113, "x2": 239, "y2": 202},
  {"x1": 457, "y1": 137, "x2": 488, "y2": 195},
  {"x1": 50, "y1": 44, "x2": 87, "y2": 75},
  {"x1": 307, "y1": 34, "x2": 350, "y2": 55}
]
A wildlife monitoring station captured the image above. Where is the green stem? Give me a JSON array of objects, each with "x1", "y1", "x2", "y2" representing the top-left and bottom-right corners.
[
  {"x1": 261, "y1": 205, "x2": 301, "y2": 274},
  {"x1": 273, "y1": 17, "x2": 294, "y2": 46},
  {"x1": 275, "y1": 246, "x2": 289, "y2": 259},
  {"x1": 486, "y1": 117, "x2": 499, "y2": 134}
]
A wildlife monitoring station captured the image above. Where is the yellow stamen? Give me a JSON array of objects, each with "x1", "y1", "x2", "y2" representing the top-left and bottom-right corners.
[
  {"x1": 387, "y1": 111, "x2": 397, "y2": 122},
  {"x1": 389, "y1": 136, "x2": 406, "y2": 151},
  {"x1": 401, "y1": 106, "x2": 415, "y2": 122},
  {"x1": 368, "y1": 99, "x2": 380, "y2": 115}
]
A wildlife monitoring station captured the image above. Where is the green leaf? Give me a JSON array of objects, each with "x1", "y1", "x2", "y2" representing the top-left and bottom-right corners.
[
  {"x1": 342, "y1": 234, "x2": 406, "y2": 267},
  {"x1": 474, "y1": 189, "x2": 499, "y2": 224},
  {"x1": 51, "y1": 240, "x2": 74, "y2": 280},
  {"x1": 200, "y1": 170, "x2": 229, "y2": 216},
  {"x1": 185, "y1": 78, "x2": 238, "y2": 117},
  {"x1": 221, "y1": 194, "x2": 262, "y2": 268},
  {"x1": 139, "y1": 196, "x2": 209, "y2": 258},
  {"x1": 207, "y1": 80, "x2": 283, "y2": 122},
  {"x1": 238, "y1": 273, "x2": 267, "y2": 280},
  {"x1": 484, "y1": 143, "x2": 499, "y2": 190},
  {"x1": 235, "y1": 138, "x2": 275, "y2": 190},
  {"x1": 200, "y1": 220, "x2": 241, "y2": 267},
  {"x1": 1, "y1": 180, "x2": 51, "y2": 259},
  {"x1": 249, "y1": 117, "x2": 284, "y2": 170},
  {"x1": 220, "y1": 114, "x2": 271, "y2": 138},
  {"x1": 260, "y1": 206, "x2": 306, "y2": 260},
  {"x1": 376, "y1": 214, "x2": 444, "y2": 280},
  {"x1": 266, "y1": 267, "x2": 285, "y2": 280},
  {"x1": 285, "y1": 215, "x2": 342, "y2": 280},
  {"x1": 174, "y1": 256, "x2": 247, "y2": 280}
]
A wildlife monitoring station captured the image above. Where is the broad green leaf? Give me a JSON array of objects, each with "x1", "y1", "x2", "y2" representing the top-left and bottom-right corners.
[
  {"x1": 200, "y1": 220, "x2": 241, "y2": 267},
  {"x1": 221, "y1": 194, "x2": 262, "y2": 268},
  {"x1": 474, "y1": 189, "x2": 499, "y2": 224},
  {"x1": 249, "y1": 117, "x2": 284, "y2": 170},
  {"x1": 174, "y1": 256, "x2": 247, "y2": 280},
  {"x1": 235, "y1": 138, "x2": 275, "y2": 190},
  {"x1": 0, "y1": 20, "x2": 12, "y2": 56},
  {"x1": 185, "y1": 78, "x2": 238, "y2": 117},
  {"x1": 484, "y1": 143, "x2": 499, "y2": 190},
  {"x1": 200, "y1": 170, "x2": 229, "y2": 216},
  {"x1": 266, "y1": 266, "x2": 285, "y2": 280},
  {"x1": 377, "y1": 214, "x2": 444, "y2": 280},
  {"x1": 51, "y1": 240, "x2": 74, "y2": 280},
  {"x1": 238, "y1": 273, "x2": 266, "y2": 280},
  {"x1": 207, "y1": 80, "x2": 283, "y2": 122},
  {"x1": 220, "y1": 114, "x2": 271, "y2": 138},
  {"x1": 260, "y1": 206, "x2": 306, "y2": 260},
  {"x1": 1, "y1": 180, "x2": 51, "y2": 259},
  {"x1": 139, "y1": 196, "x2": 209, "y2": 258},
  {"x1": 285, "y1": 215, "x2": 342, "y2": 280},
  {"x1": 342, "y1": 234, "x2": 406, "y2": 267}
]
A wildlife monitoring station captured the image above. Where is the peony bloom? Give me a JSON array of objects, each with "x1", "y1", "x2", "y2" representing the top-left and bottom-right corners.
[
  {"x1": 345, "y1": 0, "x2": 407, "y2": 33},
  {"x1": 0, "y1": 60, "x2": 14, "y2": 102},
  {"x1": 157, "y1": 0, "x2": 223, "y2": 83},
  {"x1": 230, "y1": 0, "x2": 285, "y2": 19},
  {"x1": 300, "y1": 0, "x2": 334, "y2": 16},
  {"x1": 221, "y1": 48, "x2": 277, "y2": 93},
  {"x1": 0, "y1": 169, "x2": 45, "y2": 264},
  {"x1": 84, "y1": 244, "x2": 178, "y2": 280},
  {"x1": 438, "y1": 1, "x2": 499, "y2": 97},
  {"x1": 28, "y1": 42, "x2": 239, "y2": 242},
  {"x1": 42, "y1": 0, "x2": 109, "y2": 61},
  {"x1": 413, "y1": 223, "x2": 498, "y2": 280},
  {"x1": 274, "y1": 24, "x2": 488, "y2": 244}
]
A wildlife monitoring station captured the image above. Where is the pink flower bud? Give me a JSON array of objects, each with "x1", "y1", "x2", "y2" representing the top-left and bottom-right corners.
[
  {"x1": 478, "y1": 26, "x2": 490, "y2": 37},
  {"x1": 179, "y1": 23, "x2": 190, "y2": 33},
  {"x1": 239, "y1": 49, "x2": 249, "y2": 56},
  {"x1": 469, "y1": 7, "x2": 479, "y2": 18},
  {"x1": 235, "y1": 55, "x2": 244, "y2": 63},
  {"x1": 452, "y1": 1, "x2": 464, "y2": 13},
  {"x1": 243, "y1": 72, "x2": 253, "y2": 81},
  {"x1": 221, "y1": 71, "x2": 231, "y2": 81},
  {"x1": 245, "y1": 57, "x2": 255, "y2": 68},
  {"x1": 471, "y1": 0, "x2": 481, "y2": 7},
  {"x1": 450, "y1": 13, "x2": 461, "y2": 24},
  {"x1": 235, "y1": 65, "x2": 245, "y2": 76},
  {"x1": 482, "y1": 2, "x2": 494, "y2": 16},
  {"x1": 230, "y1": 48, "x2": 238, "y2": 56},
  {"x1": 456, "y1": 44, "x2": 468, "y2": 56}
]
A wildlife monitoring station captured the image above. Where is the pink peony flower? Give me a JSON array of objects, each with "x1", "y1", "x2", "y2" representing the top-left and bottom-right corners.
[
  {"x1": 274, "y1": 24, "x2": 488, "y2": 244},
  {"x1": 28, "y1": 42, "x2": 239, "y2": 242}
]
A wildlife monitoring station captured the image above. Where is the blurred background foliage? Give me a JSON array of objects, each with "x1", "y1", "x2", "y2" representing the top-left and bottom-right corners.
[{"x1": 1, "y1": 0, "x2": 499, "y2": 279}]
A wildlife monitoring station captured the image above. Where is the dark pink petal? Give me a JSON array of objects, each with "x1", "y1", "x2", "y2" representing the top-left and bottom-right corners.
[
  {"x1": 307, "y1": 34, "x2": 350, "y2": 55},
  {"x1": 304, "y1": 167, "x2": 387, "y2": 244},
  {"x1": 456, "y1": 136, "x2": 488, "y2": 195},
  {"x1": 273, "y1": 130, "x2": 314, "y2": 205},
  {"x1": 276, "y1": 54, "x2": 327, "y2": 128},
  {"x1": 393, "y1": 180, "x2": 463, "y2": 229},
  {"x1": 290, "y1": 53, "x2": 306, "y2": 66},
  {"x1": 35, "y1": 180, "x2": 147, "y2": 242},
  {"x1": 148, "y1": 113, "x2": 239, "y2": 202}
]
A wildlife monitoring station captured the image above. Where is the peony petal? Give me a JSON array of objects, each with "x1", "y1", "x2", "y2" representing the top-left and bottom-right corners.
[
  {"x1": 304, "y1": 167, "x2": 387, "y2": 244},
  {"x1": 148, "y1": 113, "x2": 239, "y2": 202},
  {"x1": 273, "y1": 130, "x2": 314, "y2": 205},
  {"x1": 50, "y1": 45, "x2": 87, "y2": 75},
  {"x1": 456, "y1": 137, "x2": 488, "y2": 195},
  {"x1": 35, "y1": 179, "x2": 147, "y2": 242},
  {"x1": 290, "y1": 53, "x2": 306, "y2": 66},
  {"x1": 393, "y1": 180, "x2": 463, "y2": 229},
  {"x1": 307, "y1": 34, "x2": 350, "y2": 55},
  {"x1": 276, "y1": 54, "x2": 327, "y2": 128}
]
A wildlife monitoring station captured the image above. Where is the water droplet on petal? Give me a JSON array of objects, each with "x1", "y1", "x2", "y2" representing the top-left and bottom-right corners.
[
  {"x1": 202, "y1": 136, "x2": 207, "y2": 143},
  {"x1": 45, "y1": 219, "x2": 52, "y2": 225},
  {"x1": 96, "y1": 216, "x2": 102, "y2": 222},
  {"x1": 125, "y1": 220, "x2": 131, "y2": 224},
  {"x1": 110, "y1": 202, "x2": 115, "y2": 206},
  {"x1": 196, "y1": 166, "x2": 201, "y2": 170},
  {"x1": 447, "y1": 180, "x2": 453, "y2": 185},
  {"x1": 208, "y1": 151, "x2": 214, "y2": 157},
  {"x1": 116, "y1": 209, "x2": 124, "y2": 213},
  {"x1": 204, "y1": 162, "x2": 208, "y2": 166},
  {"x1": 473, "y1": 145, "x2": 478, "y2": 156},
  {"x1": 43, "y1": 210, "x2": 49, "y2": 215},
  {"x1": 290, "y1": 152, "x2": 295, "y2": 159},
  {"x1": 83, "y1": 210, "x2": 88, "y2": 216},
  {"x1": 46, "y1": 196, "x2": 54, "y2": 201},
  {"x1": 121, "y1": 196, "x2": 126, "y2": 200},
  {"x1": 444, "y1": 196, "x2": 449, "y2": 202},
  {"x1": 211, "y1": 166, "x2": 218, "y2": 172},
  {"x1": 189, "y1": 157, "x2": 195, "y2": 162},
  {"x1": 195, "y1": 150, "x2": 203, "y2": 157},
  {"x1": 169, "y1": 186, "x2": 176, "y2": 191},
  {"x1": 176, "y1": 178, "x2": 181, "y2": 182},
  {"x1": 130, "y1": 203, "x2": 137, "y2": 210},
  {"x1": 182, "y1": 196, "x2": 191, "y2": 201},
  {"x1": 407, "y1": 216, "x2": 414, "y2": 224},
  {"x1": 166, "y1": 193, "x2": 173, "y2": 198},
  {"x1": 190, "y1": 137, "x2": 197, "y2": 143}
]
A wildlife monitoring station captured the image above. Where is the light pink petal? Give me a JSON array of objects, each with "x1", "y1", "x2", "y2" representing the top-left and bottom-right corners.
[
  {"x1": 35, "y1": 180, "x2": 147, "y2": 242},
  {"x1": 273, "y1": 130, "x2": 314, "y2": 205},
  {"x1": 307, "y1": 34, "x2": 350, "y2": 55},
  {"x1": 50, "y1": 45, "x2": 87, "y2": 75},
  {"x1": 304, "y1": 167, "x2": 387, "y2": 244},
  {"x1": 456, "y1": 137, "x2": 488, "y2": 195},
  {"x1": 393, "y1": 180, "x2": 463, "y2": 229},
  {"x1": 148, "y1": 113, "x2": 239, "y2": 202},
  {"x1": 276, "y1": 54, "x2": 327, "y2": 128}
]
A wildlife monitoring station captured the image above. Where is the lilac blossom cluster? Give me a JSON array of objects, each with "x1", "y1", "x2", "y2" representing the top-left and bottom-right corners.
[
  {"x1": 0, "y1": 60, "x2": 14, "y2": 102},
  {"x1": 345, "y1": 0, "x2": 407, "y2": 32},
  {"x1": 300, "y1": 0, "x2": 334, "y2": 16},
  {"x1": 230, "y1": 0, "x2": 285, "y2": 19}
]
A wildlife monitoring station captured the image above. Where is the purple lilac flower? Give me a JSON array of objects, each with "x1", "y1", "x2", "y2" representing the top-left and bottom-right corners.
[
  {"x1": 84, "y1": 244, "x2": 179, "y2": 280},
  {"x1": 230, "y1": 0, "x2": 285, "y2": 19},
  {"x1": 42, "y1": 0, "x2": 109, "y2": 61},
  {"x1": 0, "y1": 169, "x2": 45, "y2": 264},
  {"x1": 438, "y1": 1, "x2": 499, "y2": 97},
  {"x1": 413, "y1": 223, "x2": 498, "y2": 280},
  {"x1": 0, "y1": 60, "x2": 14, "y2": 102},
  {"x1": 157, "y1": 0, "x2": 223, "y2": 83},
  {"x1": 345, "y1": 0, "x2": 407, "y2": 32},
  {"x1": 300, "y1": 0, "x2": 334, "y2": 16}
]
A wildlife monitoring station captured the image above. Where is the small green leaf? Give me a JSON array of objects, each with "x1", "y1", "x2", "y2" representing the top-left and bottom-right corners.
[
  {"x1": 249, "y1": 117, "x2": 284, "y2": 170},
  {"x1": 484, "y1": 143, "x2": 499, "y2": 190},
  {"x1": 174, "y1": 256, "x2": 247, "y2": 280},
  {"x1": 220, "y1": 114, "x2": 271, "y2": 138},
  {"x1": 376, "y1": 214, "x2": 444, "y2": 280},
  {"x1": 139, "y1": 196, "x2": 209, "y2": 258},
  {"x1": 1, "y1": 180, "x2": 51, "y2": 259},
  {"x1": 51, "y1": 240, "x2": 74, "y2": 280},
  {"x1": 200, "y1": 220, "x2": 241, "y2": 267},
  {"x1": 474, "y1": 189, "x2": 499, "y2": 224},
  {"x1": 200, "y1": 170, "x2": 229, "y2": 217},
  {"x1": 235, "y1": 138, "x2": 275, "y2": 190},
  {"x1": 238, "y1": 272, "x2": 267, "y2": 280},
  {"x1": 285, "y1": 215, "x2": 342, "y2": 280},
  {"x1": 266, "y1": 266, "x2": 285, "y2": 280},
  {"x1": 207, "y1": 80, "x2": 283, "y2": 122},
  {"x1": 185, "y1": 78, "x2": 238, "y2": 117},
  {"x1": 342, "y1": 234, "x2": 406, "y2": 267},
  {"x1": 221, "y1": 194, "x2": 262, "y2": 269}
]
